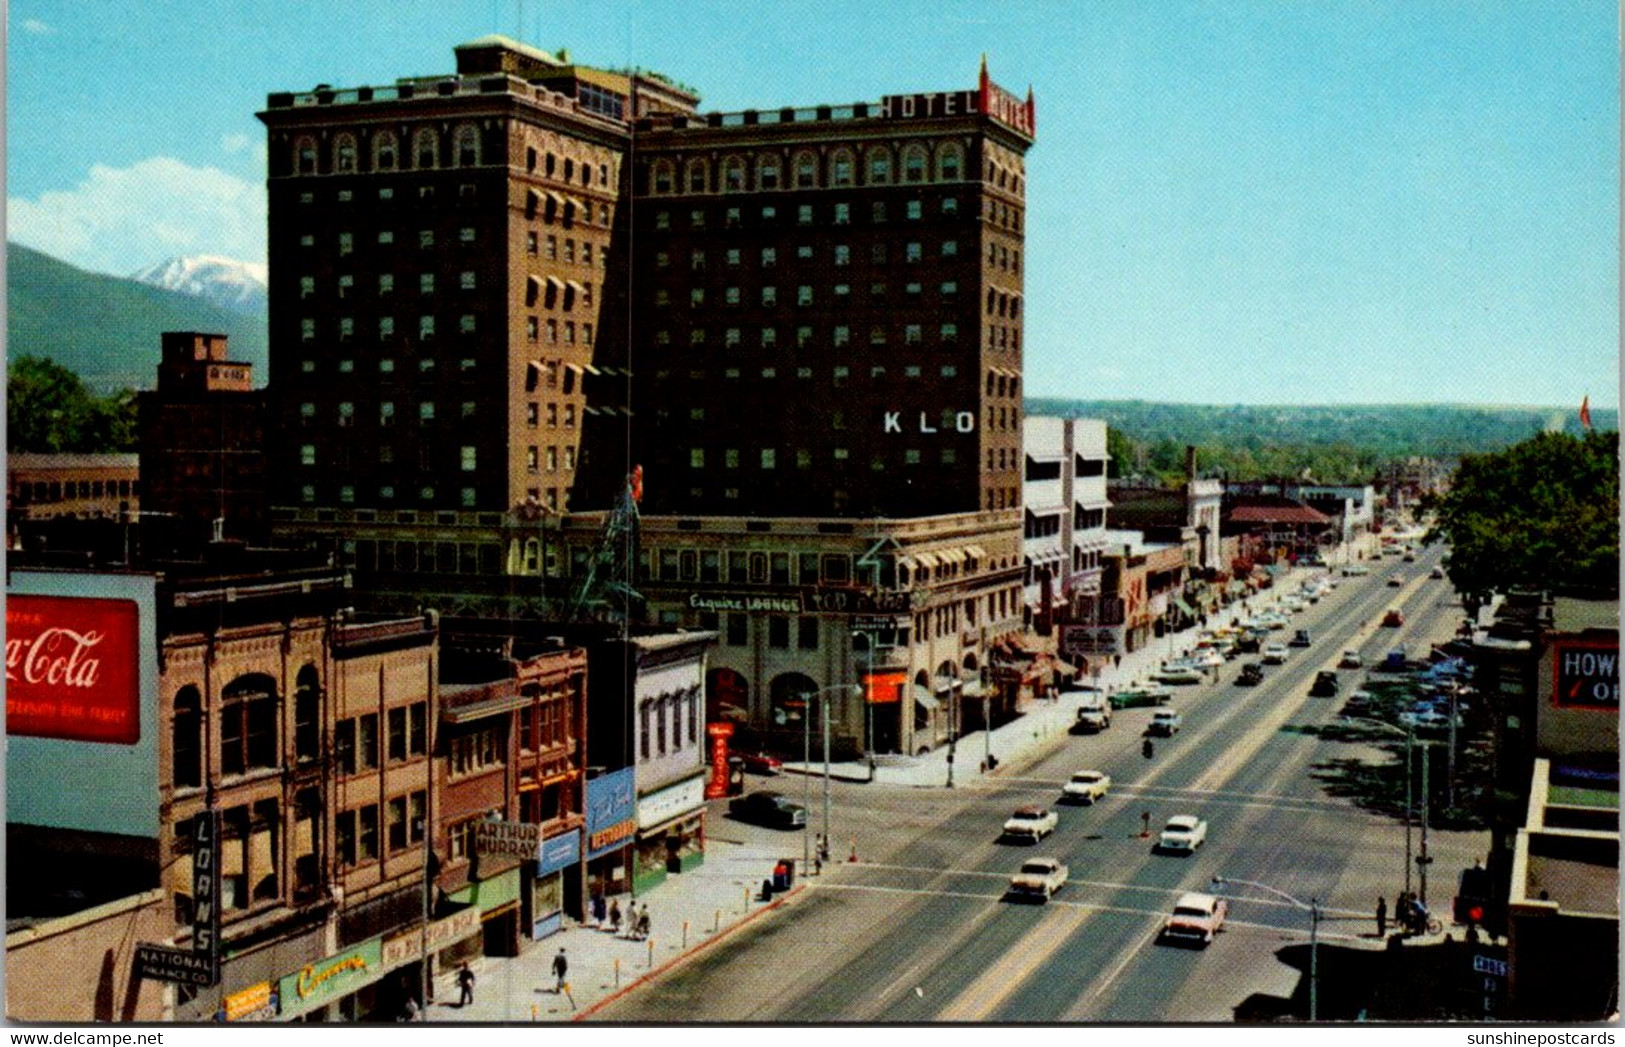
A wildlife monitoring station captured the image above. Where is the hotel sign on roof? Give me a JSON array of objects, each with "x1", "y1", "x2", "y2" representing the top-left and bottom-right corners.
[{"x1": 877, "y1": 60, "x2": 1034, "y2": 139}]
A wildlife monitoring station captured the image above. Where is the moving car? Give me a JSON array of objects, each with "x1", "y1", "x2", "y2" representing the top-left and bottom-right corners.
[
  {"x1": 1342, "y1": 564, "x2": 1371, "y2": 576},
  {"x1": 1007, "y1": 857, "x2": 1069, "y2": 901},
  {"x1": 1061, "y1": 770, "x2": 1112, "y2": 804},
  {"x1": 1290, "y1": 629, "x2": 1312, "y2": 648},
  {"x1": 736, "y1": 751, "x2": 784, "y2": 775},
  {"x1": 1387, "y1": 575, "x2": 1406, "y2": 587},
  {"x1": 728, "y1": 790, "x2": 808, "y2": 829},
  {"x1": 1235, "y1": 662, "x2": 1265, "y2": 686},
  {"x1": 1403, "y1": 550, "x2": 1417, "y2": 562},
  {"x1": 1158, "y1": 814, "x2": 1208, "y2": 853},
  {"x1": 1110, "y1": 686, "x2": 1174, "y2": 709},
  {"x1": 1162, "y1": 891, "x2": 1228, "y2": 946},
  {"x1": 1003, "y1": 805, "x2": 1059, "y2": 842},
  {"x1": 1338, "y1": 650, "x2": 1363, "y2": 669},
  {"x1": 1261, "y1": 642, "x2": 1289, "y2": 665},
  {"x1": 1147, "y1": 710, "x2": 1183, "y2": 736},
  {"x1": 1382, "y1": 609, "x2": 1405, "y2": 627},
  {"x1": 1190, "y1": 648, "x2": 1226, "y2": 670},
  {"x1": 1309, "y1": 670, "x2": 1340, "y2": 697},
  {"x1": 1430, "y1": 566, "x2": 1445, "y2": 579}
]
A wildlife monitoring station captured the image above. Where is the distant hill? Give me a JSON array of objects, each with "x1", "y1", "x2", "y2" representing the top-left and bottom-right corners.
[
  {"x1": 129, "y1": 255, "x2": 268, "y2": 315},
  {"x1": 6, "y1": 243, "x2": 268, "y2": 394},
  {"x1": 1026, "y1": 398, "x2": 1617, "y2": 460}
]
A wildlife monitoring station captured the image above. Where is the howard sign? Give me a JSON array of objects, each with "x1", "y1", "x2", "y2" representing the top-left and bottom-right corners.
[
  {"x1": 1553, "y1": 641, "x2": 1619, "y2": 710},
  {"x1": 6, "y1": 595, "x2": 140, "y2": 744}
]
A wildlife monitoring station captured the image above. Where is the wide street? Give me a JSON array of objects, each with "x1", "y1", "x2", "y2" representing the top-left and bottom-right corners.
[{"x1": 596, "y1": 543, "x2": 1491, "y2": 1021}]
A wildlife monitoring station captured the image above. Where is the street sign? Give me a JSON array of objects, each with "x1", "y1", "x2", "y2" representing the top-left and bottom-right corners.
[
  {"x1": 135, "y1": 944, "x2": 218, "y2": 986},
  {"x1": 1473, "y1": 955, "x2": 1508, "y2": 978}
]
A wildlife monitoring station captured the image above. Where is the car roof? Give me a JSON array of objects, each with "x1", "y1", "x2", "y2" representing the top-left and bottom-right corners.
[
  {"x1": 1166, "y1": 814, "x2": 1200, "y2": 827},
  {"x1": 1020, "y1": 857, "x2": 1062, "y2": 869},
  {"x1": 1174, "y1": 891, "x2": 1217, "y2": 908},
  {"x1": 1072, "y1": 770, "x2": 1104, "y2": 779},
  {"x1": 1012, "y1": 805, "x2": 1047, "y2": 816}
]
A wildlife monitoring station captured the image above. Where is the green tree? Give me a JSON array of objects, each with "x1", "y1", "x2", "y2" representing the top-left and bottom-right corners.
[
  {"x1": 6, "y1": 355, "x2": 137, "y2": 452},
  {"x1": 1423, "y1": 431, "x2": 1619, "y2": 604}
]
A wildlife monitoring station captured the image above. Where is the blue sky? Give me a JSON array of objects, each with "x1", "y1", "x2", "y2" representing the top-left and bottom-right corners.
[{"x1": 7, "y1": 0, "x2": 1618, "y2": 408}]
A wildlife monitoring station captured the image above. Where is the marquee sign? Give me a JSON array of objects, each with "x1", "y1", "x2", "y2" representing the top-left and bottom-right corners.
[
  {"x1": 6, "y1": 595, "x2": 140, "y2": 744},
  {"x1": 706, "y1": 722, "x2": 734, "y2": 800}
]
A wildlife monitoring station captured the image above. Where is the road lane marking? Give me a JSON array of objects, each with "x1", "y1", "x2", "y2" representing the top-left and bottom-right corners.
[
  {"x1": 1082, "y1": 923, "x2": 1163, "y2": 1010},
  {"x1": 935, "y1": 903, "x2": 1093, "y2": 1021},
  {"x1": 839, "y1": 862, "x2": 1370, "y2": 919},
  {"x1": 808, "y1": 881, "x2": 1371, "y2": 941}
]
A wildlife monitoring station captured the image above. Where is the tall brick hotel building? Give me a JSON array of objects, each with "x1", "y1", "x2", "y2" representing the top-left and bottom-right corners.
[{"x1": 260, "y1": 36, "x2": 1038, "y2": 756}]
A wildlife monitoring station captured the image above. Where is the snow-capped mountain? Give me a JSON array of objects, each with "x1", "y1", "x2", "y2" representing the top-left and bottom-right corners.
[{"x1": 129, "y1": 255, "x2": 268, "y2": 315}]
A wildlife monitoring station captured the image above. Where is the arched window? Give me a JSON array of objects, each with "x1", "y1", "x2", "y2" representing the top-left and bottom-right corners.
[
  {"x1": 722, "y1": 156, "x2": 746, "y2": 192},
  {"x1": 413, "y1": 128, "x2": 439, "y2": 169},
  {"x1": 172, "y1": 686, "x2": 202, "y2": 787},
  {"x1": 294, "y1": 666, "x2": 321, "y2": 763},
  {"x1": 454, "y1": 123, "x2": 480, "y2": 167},
  {"x1": 221, "y1": 674, "x2": 278, "y2": 776},
  {"x1": 652, "y1": 160, "x2": 675, "y2": 194},
  {"x1": 685, "y1": 158, "x2": 709, "y2": 193},
  {"x1": 865, "y1": 146, "x2": 892, "y2": 185},
  {"x1": 373, "y1": 131, "x2": 399, "y2": 171},
  {"x1": 333, "y1": 134, "x2": 357, "y2": 173},
  {"x1": 828, "y1": 149, "x2": 854, "y2": 187},
  {"x1": 902, "y1": 145, "x2": 928, "y2": 183},
  {"x1": 936, "y1": 143, "x2": 963, "y2": 181},
  {"x1": 794, "y1": 150, "x2": 819, "y2": 189},
  {"x1": 294, "y1": 136, "x2": 318, "y2": 175},
  {"x1": 757, "y1": 155, "x2": 782, "y2": 190}
]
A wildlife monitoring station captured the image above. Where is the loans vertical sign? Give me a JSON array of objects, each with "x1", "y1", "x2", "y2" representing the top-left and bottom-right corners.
[{"x1": 193, "y1": 809, "x2": 222, "y2": 984}]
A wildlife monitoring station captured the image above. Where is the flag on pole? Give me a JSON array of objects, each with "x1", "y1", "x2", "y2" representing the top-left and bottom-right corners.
[{"x1": 1580, "y1": 396, "x2": 1593, "y2": 432}]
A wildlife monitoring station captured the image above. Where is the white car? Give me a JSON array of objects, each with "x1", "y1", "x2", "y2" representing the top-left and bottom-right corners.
[
  {"x1": 1261, "y1": 642, "x2": 1289, "y2": 665},
  {"x1": 1190, "y1": 649, "x2": 1226, "y2": 670},
  {"x1": 1158, "y1": 814, "x2": 1208, "y2": 853},
  {"x1": 1338, "y1": 650, "x2": 1363, "y2": 669},
  {"x1": 1343, "y1": 565, "x2": 1371, "y2": 577},
  {"x1": 1008, "y1": 857, "x2": 1069, "y2": 900},
  {"x1": 1003, "y1": 805, "x2": 1058, "y2": 842},
  {"x1": 1147, "y1": 710, "x2": 1183, "y2": 736},
  {"x1": 1154, "y1": 665, "x2": 1205, "y2": 685},
  {"x1": 1062, "y1": 770, "x2": 1112, "y2": 804},
  {"x1": 1162, "y1": 891, "x2": 1228, "y2": 945}
]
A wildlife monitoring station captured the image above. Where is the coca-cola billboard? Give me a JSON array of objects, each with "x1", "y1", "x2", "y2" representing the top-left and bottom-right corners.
[{"x1": 6, "y1": 595, "x2": 140, "y2": 744}]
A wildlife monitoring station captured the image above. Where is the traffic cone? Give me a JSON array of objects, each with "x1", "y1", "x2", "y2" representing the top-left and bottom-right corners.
[{"x1": 848, "y1": 836, "x2": 858, "y2": 863}]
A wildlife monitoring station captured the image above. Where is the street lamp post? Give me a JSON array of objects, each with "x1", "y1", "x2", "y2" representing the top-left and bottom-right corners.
[
  {"x1": 1213, "y1": 876, "x2": 1321, "y2": 1021},
  {"x1": 1350, "y1": 716, "x2": 1417, "y2": 897},
  {"x1": 797, "y1": 685, "x2": 861, "y2": 872}
]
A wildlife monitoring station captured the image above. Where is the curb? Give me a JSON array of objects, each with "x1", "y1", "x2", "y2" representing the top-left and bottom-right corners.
[{"x1": 572, "y1": 882, "x2": 809, "y2": 1020}]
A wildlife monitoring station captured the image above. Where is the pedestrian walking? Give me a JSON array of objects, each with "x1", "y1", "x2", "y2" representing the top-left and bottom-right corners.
[
  {"x1": 609, "y1": 897, "x2": 622, "y2": 934},
  {"x1": 1376, "y1": 895, "x2": 1388, "y2": 937},
  {"x1": 592, "y1": 892, "x2": 607, "y2": 926},
  {"x1": 551, "y1": 948, "x2": 568, "y2": 993},
  {"x1": 456, "y1": 963, "x2": 476, "y2": 1007},
  {"x1": 637, "y1": 904, "x2": 651, "y2": 939}
]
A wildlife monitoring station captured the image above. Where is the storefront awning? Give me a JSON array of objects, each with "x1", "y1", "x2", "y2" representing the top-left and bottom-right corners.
[
  {"x1": 913, "y1": 686, "x2": 941, "y2": 710},
  {"x1": 913, "y1": 551, "x2": 940, "y2": 569},
  {"x1": 964, "y1": 545, "x2": 988, "y2": 560},
  {"x1": 443, "y1": 691, "x2": 533, "y2": 724}
]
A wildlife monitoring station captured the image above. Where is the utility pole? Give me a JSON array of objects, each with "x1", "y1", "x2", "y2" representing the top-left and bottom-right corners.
[{"x1": 1419, "y1": 742, "x2": 1431, "y2": 906}]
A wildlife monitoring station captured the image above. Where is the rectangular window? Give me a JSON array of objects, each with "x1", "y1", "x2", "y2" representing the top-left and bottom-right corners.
[
  {"x1": 387, "y1": 707, "x2": 407, "y2": 762},
  {"x1": 768, "y1": 617, "x2": 790, "y2": 649},
  {"x1": 387, "y1": 797, "x2": 407, "y2": 852},
  {"x1": 358, "y1": 805, "x2": 379, "y2": 861},
  {"x1": 357, "y1": 713, "x2": 378, "y2": 770},
  {"x1": 409, "y1": 703, "x2": 427, "y2": 755},
  {"x1": 798, "y1": 617, "x2": 819, "y2": 650}
]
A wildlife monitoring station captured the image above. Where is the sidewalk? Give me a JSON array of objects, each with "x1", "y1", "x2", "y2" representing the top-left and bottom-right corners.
[
  {"x1": 423, "y1": 834, "x2": 809, "y2": 1022},
  {"x1": 785, "y1": 560, "x2": 1318, "y2": 789}
]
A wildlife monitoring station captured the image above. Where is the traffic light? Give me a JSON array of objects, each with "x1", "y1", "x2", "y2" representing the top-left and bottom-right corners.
[{"x1": 1468, "y1": 904, "x2": 1484, "y2": 924}]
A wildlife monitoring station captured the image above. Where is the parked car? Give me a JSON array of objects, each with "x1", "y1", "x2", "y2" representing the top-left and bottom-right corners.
[
  {"x1": 1147, "y1": 710, "x2": 1183, "y2": 736},
  {"x1": 728, "y1": 790, "x2": 808, "y2": 829},
  {"x1": 1061, "y1": 770, "x2": 1112, "y2": 804},
  {"x1": 1430, "y1": 566, "x2": 1445, "y2": 579},
  {"x1": 1154, "y1": 665, "x2": 1205, "y2": 686},
  {"x1": 1161, "y1": 891, "x2": 1228, "y2": 946},
  {"x1": 1290, "y1": 629, "x2": 1312, "y2": 648},
  {"x1": 1236, "y1": 662, "x2": 1265, "y2": 686},
  {"x1": 1383, "y1": 647, "x2": 1409, "y2": 671},
  {"x1": 1261, "y1": 642, "x2": 1289, "y2": 665},
  {"x1": 1403, "y1": 550, "x2": 1417, "y2": 562},
  {"x1": 1158, "y1": 814, "x2": 1208, "y2": 853},
  {"x1": 1338, "y1": 650, "x2": 1363, "y2": 669},
  {"x1": 736, "y1": 751, "x2": 784, "y2": 775},
  {"x1": 1309, "y1": 670, "x2": 1340, "y2": 697},
  {"x1": 1342, "y1": 564, "x2": 1371, "y2": 576},
  {"x1": 1382, "y1": 609, "x2": 1405, "y2": 627},
  {"x1": 1190, "y1": 648, "x2": 1226, "y2": 670},
  {"x1": 1002, "y1": 805, "x2": 1058, "y2": 842},
  {"x1": 1007, "y1": 857, "x2": 1069, "y2": 901},
  {"x1": 1236, "y1": 633, "x2": 1263, "y2": 654},
  {"x1": 1111, "y1": 686, "x2": 1174, "y2": 709}
]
